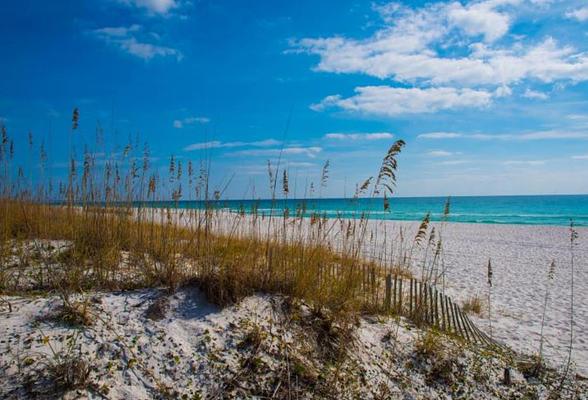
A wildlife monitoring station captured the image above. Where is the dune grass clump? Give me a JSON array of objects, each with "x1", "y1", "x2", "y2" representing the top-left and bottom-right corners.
[
  {"x1": 462, "y1": 295, "x2": 484, "y2": 316},
  {"x1": 24, "y1": 332, "x2": 95, "y2": 397},
  {"x1": 414, "y1": 330, "x2": 464, "y2": 386},
  {"x1": 144, "y1": 294, "x2": 170, "y2": 321},
  {"x1": 50, "y1": 299, "x2": 94, "y2": 327},
  {"x1": 415, "y1": 330, "x2": 444, "y2": 359},
  {"x1": 46, "y1": 356, "x2": 93, "y2": 393}
]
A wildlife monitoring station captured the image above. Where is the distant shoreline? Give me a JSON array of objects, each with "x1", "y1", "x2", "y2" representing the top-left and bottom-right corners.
[{"x1": 128, "y1": 194, "x2": 588, "y2": 227}]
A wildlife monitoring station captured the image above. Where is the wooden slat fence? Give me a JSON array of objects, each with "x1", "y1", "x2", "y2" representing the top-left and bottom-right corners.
[{"x1": 383, "y1": 275, "x2": 498, "y2": 347}]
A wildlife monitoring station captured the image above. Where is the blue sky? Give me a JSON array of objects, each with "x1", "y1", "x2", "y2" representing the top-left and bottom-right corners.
[{"x1": 2, "y1": 0, "x2": 588, "y2": 198}]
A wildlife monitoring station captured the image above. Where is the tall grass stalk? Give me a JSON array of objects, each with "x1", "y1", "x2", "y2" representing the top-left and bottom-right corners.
[
  {"x1": 537, "y1": 260, "x2": 555, "y2": 365},
  {"x1": 487, "y1": 258, "x2": 493, "y2": 340},
  {"x1": 559, "y1": 221, "x2": 578, "y2": 390}
]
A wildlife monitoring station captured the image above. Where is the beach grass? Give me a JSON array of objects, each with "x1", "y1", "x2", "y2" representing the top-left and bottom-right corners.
[{"x1": 0, "y1": 116, "x2": 423, "y2": 323}]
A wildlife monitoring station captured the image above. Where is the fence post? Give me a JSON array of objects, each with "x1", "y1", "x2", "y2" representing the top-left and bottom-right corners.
[
  {"x1": 463, "y1": 313, "x2": 479, "y2": 344},
  {"x1": 415, "y1": 282, "x2": 423, "y2": 319},
  {"x1": 409, "y1": 279, "x2": 414, "y2": 315},
  {"x1": 440, "y1": 293, "x2": 447, "y2": 331},
  {"x1": 428, "y1": 285, "x2": 435, "y2": 325},
  {"x1": 452, "y1": 302, "x2": 466, "y2": 339},
  {"x1": 449, "y1": 297, "x2": 458, "y2": 335},
  {"x1": 433, "y1": 288, "x2": 440, "y2": 328},
  {"x1": 398, "y1": 278, "x2": 403, "y2": 314},
  {"x1": 384, "y1": 274, "x2": 392, "y2": 311},
  {"x1": 393, "y1": 275, "x2": 398, "y2": 310},
  {"x1": 457, "y1": 306, "x2": 471, "y2": 342},
  {"x1": 421, "y1": 282, "x2": 429, "y2": 323},
  {"x1": 385, "y1": 276, "x2": 496, "y2": 347}
]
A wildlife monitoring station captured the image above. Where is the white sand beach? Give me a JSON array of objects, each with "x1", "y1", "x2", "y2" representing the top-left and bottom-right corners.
[
  {"x1": 4, "y1": 288, "x2": 583, "y2": 399},
  {"x1": 195, "y1": 211, "x2": 588, "y2": 374},
  {"x1": 1, "y1": 209, "x2": 587, "y2": 398},
  {"x1": 411, "y1": 222, "x2": 588, "y2": 375}
]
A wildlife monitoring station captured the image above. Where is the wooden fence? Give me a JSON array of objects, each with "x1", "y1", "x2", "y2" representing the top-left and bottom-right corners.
[{"x1": 383, "y1": 274, "x2": 497, "y2": 347}]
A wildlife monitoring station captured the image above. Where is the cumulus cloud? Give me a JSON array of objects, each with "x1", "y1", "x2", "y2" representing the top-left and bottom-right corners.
[
  {"x1": 566, "y1": 6, "x2": 588, "y2": 22},
  {"x1": 292, "y1": 2, "x2": 588, "y2": 88},
  {"x1": 494, "y1": 86, "x2": 512, "y2": 97},
  {"x1": 184, "y1": 139, "x2": 280, "y2": 151},
  {"x1": 446, "y1": 0, "x2": 519, "y2": 43},
  {"x1": 117, "y1": 0, "x2": 178, "y2": 14},
  {"x1": 523, "y1": 89, "x2": 549, "y2": 100},
  {"x1": 173, "y1": 116, "x2": 210, "y2": 128},
  {"x1": 312, "y1": 86, "x2": 492, "y2": 117},
  {"x1": 91, "y1": 25, "x2": 182, "y2": 61},
  {"x1": 119, "y1": 38, "x2": 182, "y2": 60},
  {"x1": 324, "y1": 132, "x2": 394, "y2": 140}
]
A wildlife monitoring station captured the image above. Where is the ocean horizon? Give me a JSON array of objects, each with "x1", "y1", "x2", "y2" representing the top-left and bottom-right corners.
[{"x1": 145, "y1": 194, "x2": 588, "y2": 227}]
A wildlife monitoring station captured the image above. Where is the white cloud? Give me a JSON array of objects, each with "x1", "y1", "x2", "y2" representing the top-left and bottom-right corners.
[
  {"x1": 312, "y1": 86, "x2": 492, "y2": 117},
  {"x1": 119, "y1": 37, "x2": 182, "y2": 60},
  {"x1": 446, "y1": 0, "x2": 519, "y2": 43},
  {"x1": 93, "y1": 24, "x2": 141, "y2": 37},
  {"x1": 514, "y1": 130, "x2": 588, "y2": 140},
  {"x1": 91, "y1": 25, "x2": 182, "y2": 61},
  {"x1": 118, "y1": 0, "x2": 178, "y2": 14},
  {"x1": 184, "y1": 139, "x2": 280, "y2": 151},
  {"x1": 229, "y1": 146, "x2": 323, "y2": 158},
  {"x1": 572, "y1": 154, "x2": 588, "y2": 160},
  {"x1": 293, "y1": 4, "x2": 588, "y2": 88},
  {"x1": 185, "y1": 116, "x2": 210, "y2": 124},
  {"x1": 173, "y1": 116, "x2": 210, "y2": 128},
  {"x1": 439, "y1": 160, "x2": 470, "y2": 165},
  {"x1": 503, "y1": 160, "x2": 546, "y2": 165},
  {"x1": 566, "y1": 7, "x2": 588, "y2": 22},
  {"x1": 567, "y1": 114, "x2": 588, "y2": 120},
  {"x1": 324, "y1": 132, "x2": 394, "y2": 140},
  {"x1": 418, "y1": 132, "x2": 463, "y2": 139},
  {"x1": 239, "y1": 160, "x2": 317, "y2": 176},
  {"x1": 287, "y1": 162, "x2": 316, "y2": 168},
  {"x1": 419, "y1": 130, "x2": 588, "y2": 141},
  {"x1": 428, "y1": 150, "x2": 454, "y2": 157},
  {"x1": 494, "y1": 85, "x2": 512, "y2": 97},
  {"x1": 523, "y1": 89, "x2": 549, "y2": 100}
]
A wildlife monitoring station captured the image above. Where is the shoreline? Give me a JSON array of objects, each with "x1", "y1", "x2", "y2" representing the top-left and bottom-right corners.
[{"x1": 132, "y1": 193, "x2": 588, "y2": 227}]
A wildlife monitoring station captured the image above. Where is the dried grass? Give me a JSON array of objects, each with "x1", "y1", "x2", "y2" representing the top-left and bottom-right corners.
[
  {"x1": 462, "y1": 295, "x2": 484, "y2": 316},
  {"x1": 0, "y1": 115, "x2": 455, "y2": 336}
]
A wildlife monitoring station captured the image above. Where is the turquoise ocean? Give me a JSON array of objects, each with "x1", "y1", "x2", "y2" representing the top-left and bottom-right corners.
[{"x1": 149, "y1": 195, "x2": 588, "y2": 227}]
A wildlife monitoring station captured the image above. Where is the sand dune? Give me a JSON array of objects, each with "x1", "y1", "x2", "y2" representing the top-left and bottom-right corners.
[{"x1": 193, "y1": 210, "x2": 588, "y2": 374}]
